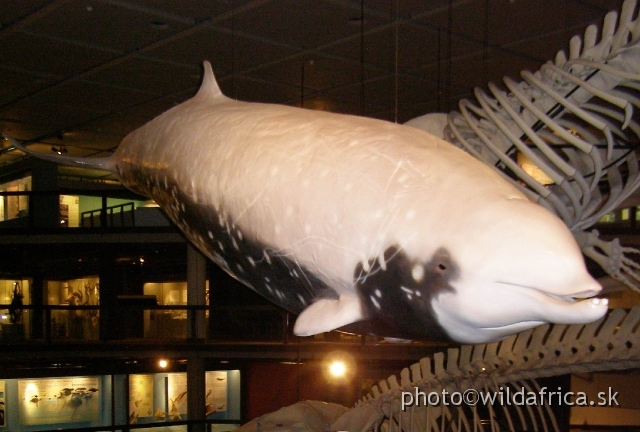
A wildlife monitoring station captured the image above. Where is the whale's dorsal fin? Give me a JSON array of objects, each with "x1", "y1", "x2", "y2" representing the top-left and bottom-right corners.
[
  {"x1": 195, "y1": 61, "x2": 225, "y2": 101},
  {"x1": 3, "y1": 134, "x2": 116, "y2": 172}
]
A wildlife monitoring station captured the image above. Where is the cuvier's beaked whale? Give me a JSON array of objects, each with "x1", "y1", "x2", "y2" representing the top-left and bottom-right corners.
[{"x1": 4, "y1": 61, "x2": 608, "y2": 343}]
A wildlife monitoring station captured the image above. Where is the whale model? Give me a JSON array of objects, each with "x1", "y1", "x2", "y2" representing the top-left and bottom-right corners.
[{"x1": 4, "y1": 61, "x2": 609, "y2": 343}]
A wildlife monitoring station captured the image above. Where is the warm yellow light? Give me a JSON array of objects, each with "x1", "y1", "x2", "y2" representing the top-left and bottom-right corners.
[
  {"x1": 517, "y1": 152, "x2": 554, "y2": 185},
  {"x1": 329, "y1": 361, "x2": 346, "y2": 378},
  {"x1": 324, "y1": 351, "x2": 355, "y2": 382},
  {"x1": 26, "y1": 383, "x2": 38, "y2": 395},
  {"x1": 159, "y1": 359, "x2": 168, "y2": 368}
]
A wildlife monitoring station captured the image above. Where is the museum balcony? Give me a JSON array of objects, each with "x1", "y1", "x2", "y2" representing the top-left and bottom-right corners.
[{"x1": 0, "y1": 182, "x2": 451, "y2": 362}]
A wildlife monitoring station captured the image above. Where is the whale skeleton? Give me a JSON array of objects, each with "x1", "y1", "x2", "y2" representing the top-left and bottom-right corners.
[
  {"x1": 334, "y1": 306, "x2": 640, "y2": 432},
  {"x1": 236, "y1": 307, "x2": 640, "y2": 432},
  {"x1": 407, "y1": 0, "x2": 640, "y2": 291}
]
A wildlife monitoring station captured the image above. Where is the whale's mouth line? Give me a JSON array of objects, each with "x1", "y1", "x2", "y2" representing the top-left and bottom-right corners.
[
  {"x1": 472, "y1": 282, "x2": 608, "y2": 332},
  {"x1": 479, "y1": 320, "x2": 546, "y2": 331},
  {"x1": 494, "y1": 281, "x2": 602, "y2": 304}
]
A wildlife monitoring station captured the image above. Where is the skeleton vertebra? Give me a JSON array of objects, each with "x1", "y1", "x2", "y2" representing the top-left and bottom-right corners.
[{"x1": 339, "y1": 307, "x2": 640, "y2": 432}]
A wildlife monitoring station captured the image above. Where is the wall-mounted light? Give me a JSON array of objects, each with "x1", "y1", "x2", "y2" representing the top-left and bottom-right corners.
[
  {"x1": 329, "y1": 360, "x2": 346, "y2": 378},
  {"x1": 159, "y1": 359, "x2": 168, "y2": 369},
  {"x1": 323, "y1": 351, "x2": 355, "y2": 383}
]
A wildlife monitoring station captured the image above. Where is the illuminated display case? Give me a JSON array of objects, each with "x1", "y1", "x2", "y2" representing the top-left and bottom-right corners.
[
  {"x1": 0, "y1": 176, "x2": 31, "y2": 224},
  {"x1": 18, "y1": 376, "x2": 102, "y2": 426},
  {"x1": 127, "y1": 369, "x2": 238, "y2": 427},
  {"x1": 0, "y1": 370, "x2": 240, "y2": 431},
  {"x1": 142, "y1": 282, "x2": 209, "y2": 339},
  {"x1": 0, "y1": 279, "x2": 31, "y2": 341},
  {"x1": 46, "y1": 277, "x2": 100, "y2": 340}
]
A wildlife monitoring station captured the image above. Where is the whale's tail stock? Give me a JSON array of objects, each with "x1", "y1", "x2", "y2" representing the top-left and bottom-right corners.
[{"x1": 3, "y1": 133, "x2": 116, "y2": 172}]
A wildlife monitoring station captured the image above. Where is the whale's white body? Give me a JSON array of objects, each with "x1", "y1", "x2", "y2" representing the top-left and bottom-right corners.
[{"x1": 5, "y1": 62, "x2": 608, "y2": 343}]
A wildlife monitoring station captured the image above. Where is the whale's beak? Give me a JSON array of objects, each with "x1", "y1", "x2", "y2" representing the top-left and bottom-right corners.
[
  {"x1": 534, "y1": 289, "x2": 608, "y2": 324},
  {"x1": 494, "y1": 279, "x2": 607, "y2": 324}
]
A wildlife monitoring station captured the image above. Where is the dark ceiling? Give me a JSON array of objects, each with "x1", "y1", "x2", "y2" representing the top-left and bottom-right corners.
[{"x1": 0, "y1": 0, "x2": 625, "y2": 181}]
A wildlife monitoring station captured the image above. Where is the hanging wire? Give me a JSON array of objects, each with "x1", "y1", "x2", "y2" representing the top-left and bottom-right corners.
[
  {"x1": 300, "y1": 60, "x2": 305, "y2": 108},
  {"x1": 394, "y1": 0, "x2": 399, "y2": 123},
  {"x1": 360, "y1": 0, "x2": 365, "y2": 115},
  {"x1": 230, "y1": 0, "x2": 236, "y2": 99},
  {"x1": 446, "y1": 0, "x2": 453, "y2": 112},
  {"x1": 564, "y1": 0, "x2": 570, "y2": 45},
  {"x1": 437, "y1": 27, "x2": 442, "y2": 112},
  {"x1": 483, "y1": 0, "x2": 489, "y2": 85}
]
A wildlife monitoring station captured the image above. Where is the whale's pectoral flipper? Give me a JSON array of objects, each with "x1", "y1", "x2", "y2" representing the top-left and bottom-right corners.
[{"x1": 293, "y1": 295, "x2": 364, "y2": 336}]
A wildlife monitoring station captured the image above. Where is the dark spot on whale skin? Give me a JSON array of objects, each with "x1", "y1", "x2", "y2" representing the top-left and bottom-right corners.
[
  {"x1": 127, "y1": 168, "x2": 338, "y2": 315},
  {"x1": 346, "y1": 246, "x2": 458, "y2": 341}
]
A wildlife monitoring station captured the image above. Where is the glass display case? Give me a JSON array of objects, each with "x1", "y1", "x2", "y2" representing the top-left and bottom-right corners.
[
  {"x1": 0, "y1": 176, "x2": 31, "y2": 224},
  {"x1": 142, "y1": 282, "x2": 209, "y2": 339},
  {"x1": 46, "y1": 277, "x2": 100, "y2": 340},
  {"x1": 0, "y1": 279, "x2": 31, "y2": 341}
]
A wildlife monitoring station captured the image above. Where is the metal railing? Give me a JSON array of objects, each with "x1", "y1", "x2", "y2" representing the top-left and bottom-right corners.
[
  {"x1": 0, "y1": 303, "x2": 379, "y2": 345},
  {"x1": 81, "y1": 202, "x2": 135, "y2": 227},
  {"x1": 0, "y1": 189, "x2": 148, "y2": 229}
]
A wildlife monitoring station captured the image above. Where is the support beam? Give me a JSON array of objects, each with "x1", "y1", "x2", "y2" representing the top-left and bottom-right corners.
[
  {"x1": 187, "y1": 353, "x2": 206, "y2": 432},
  {"x1": 187, "y1": 244, "x2": 207, "y2": 340}
]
